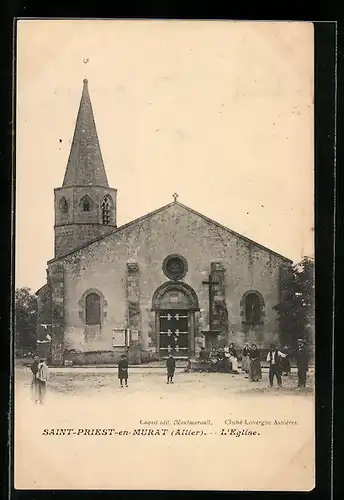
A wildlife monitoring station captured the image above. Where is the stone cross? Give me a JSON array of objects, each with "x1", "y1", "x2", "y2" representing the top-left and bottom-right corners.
[
  {"x1": 172, "y1": 192, "x2": 179, "y2": 202},
  {"x1": 202, "y1": 274, "x2": 220, "y2": 333}
]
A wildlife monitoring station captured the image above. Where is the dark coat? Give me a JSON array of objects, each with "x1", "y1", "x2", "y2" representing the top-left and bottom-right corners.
[
  {"x1": 295, "y1": 347, "x2": 308, "y2": 371},
  {"x1": 249, "y1": 349, "x2": 260, "y2": 362},
  {"x1": 166, "y1": 357, "x2": 176, "y2": 374},
  {"x1": 118, "y1": 358, "x2": 129, "y2": 379},
  {"x1": 31, "y1": 360, "x2": 39, "y2": 375}
]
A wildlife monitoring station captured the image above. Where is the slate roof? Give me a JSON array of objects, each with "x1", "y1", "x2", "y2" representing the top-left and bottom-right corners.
[{"x1": 62, "y1": 79, "x2": 109, "y2": 188}]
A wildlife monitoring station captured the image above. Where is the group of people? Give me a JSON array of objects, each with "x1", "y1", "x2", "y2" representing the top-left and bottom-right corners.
[
  {"x1": 198, "y1": 343, "x2": 240, "y2": 373},
  {"x1": 29, "y1": 338, "x2": 309, "y2": 398},
  {"x1": 241, "y1": 342, "x2": 292, "y2": 384},
  {"x1": 30, "y1": 355, "x2": 49, "y2": 404},
  {"x1": 265, "y1": 338, "x2": 308, "y2": 389},
  {"x1": 196, "y1": 337, "x2": 309, "y2": 389}
]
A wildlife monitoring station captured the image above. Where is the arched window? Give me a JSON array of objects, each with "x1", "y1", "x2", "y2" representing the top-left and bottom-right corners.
[
  {"x1": 59, "y1": 197, "x2": 69, "y2": 214},
  {"x1": 101, "y1": 196, "x2": 113, "y2": 225},
  {"x1": 244, "y1": 293, "x2": 262, "y2": 324},
  {"x1": 80, "y1": 195, "x2": 93, "y2": 212},
  {"x1": 85, "y1": 293, "x2": 101, "y2": 325}
]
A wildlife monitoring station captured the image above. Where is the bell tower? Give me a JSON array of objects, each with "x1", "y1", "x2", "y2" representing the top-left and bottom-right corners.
[{"x1": 54, "y1": 79, "x2": 117, "y2": 258}]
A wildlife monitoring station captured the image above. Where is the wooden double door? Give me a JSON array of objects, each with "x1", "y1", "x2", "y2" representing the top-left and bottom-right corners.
[{"x1": 158, "y1": 309, "x2": 191, "y2": 356}]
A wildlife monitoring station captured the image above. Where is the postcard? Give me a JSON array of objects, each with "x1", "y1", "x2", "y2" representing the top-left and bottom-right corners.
[{"x1": 14, "y1": 19, "x2": 315, "y2": 491}]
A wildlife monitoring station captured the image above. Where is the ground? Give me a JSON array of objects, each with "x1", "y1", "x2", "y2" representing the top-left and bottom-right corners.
[
  {"x1": 14, "y1": 364, "x2": 315, "y2": 491},
  {"x1": 15, "y1": 363, "x2": 314, "y2": 396}
]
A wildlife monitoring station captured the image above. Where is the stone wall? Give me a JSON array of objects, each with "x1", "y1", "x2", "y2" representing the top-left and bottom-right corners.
[
  {"x1": 55, "y1": 223, "x2": 115, "y2": 260},
  {"x1": 48, "y1": 263, "x2": 65, "y2": 365},
  {"x1": 210, "y1": 262, "x2": 229, "y2": 341},
  {"x1": 52, "y1": 203, "x2": 292, "y2": 360},
  {"x1": 63, "y1": 349, "x2": 127, "y2": 365},
  {"x1": 126, "y1": 261, "x2": 142, "y2": 364},
  {"x1": 54, "y1": 185, "x2": 117, "y2": 258}
]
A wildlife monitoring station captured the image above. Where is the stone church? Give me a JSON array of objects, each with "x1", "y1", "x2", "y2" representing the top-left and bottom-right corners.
[{"x1": 36, "y1": 79, "x2": 292, "y2": 365}]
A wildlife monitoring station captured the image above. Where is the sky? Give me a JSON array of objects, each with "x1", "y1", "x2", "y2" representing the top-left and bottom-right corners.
[{"x1": 15, "y1": 20, "x2": 314, "y2": 293}]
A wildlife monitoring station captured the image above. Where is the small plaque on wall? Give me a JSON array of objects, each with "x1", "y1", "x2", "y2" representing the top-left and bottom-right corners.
[
  {"x1": 112, "y1": 329, "x2": 127, "y2": 347},
  {"x1": 131, "y1": 329, "x2": 139, "y2": 341}
]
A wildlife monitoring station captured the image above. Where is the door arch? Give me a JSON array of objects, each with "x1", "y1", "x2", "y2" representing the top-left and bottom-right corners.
[{"x1": 152, "y1": 282, "x2": 199, "y2": 356}]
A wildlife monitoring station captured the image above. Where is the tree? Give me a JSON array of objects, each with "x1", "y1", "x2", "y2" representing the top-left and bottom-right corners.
[
  {"x1": 15, "y1": 287, "x2": 38, "y2": 353},
  {"x1": 274, "y1": 256, "x2": 315, "y2": 346}
]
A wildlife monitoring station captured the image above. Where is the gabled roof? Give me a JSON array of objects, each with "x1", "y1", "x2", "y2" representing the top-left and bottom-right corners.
[
  {"x1": 48, "y1": 200, "x2": 293, "y2": 264},
  {"x1": 62, "y1": 79, "x2": 109, "y2": 188}
]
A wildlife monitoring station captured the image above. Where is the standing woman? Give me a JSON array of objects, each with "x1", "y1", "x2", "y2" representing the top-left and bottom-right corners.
[
  {"x1": 209, "y1": 347, "x2": 218, "y2": 372},
  {"x1": 228, "y1": 343, "x2": 239, "y2": 374},
  {"x1": 241, "y1": 342, "x2": 251, "y2": 377},
  {"x1": 249, "y1": 344, "x2": 262, "y2": 382},
  {"x1": 30, "y1": 354, "x2": 39, "y2": 402},
  {"x1": 223, "y1": 344, "x2": 231, "y2": 373},
  {"x1": 36, "y1": 358, "x2": 49, "y2": 404}
]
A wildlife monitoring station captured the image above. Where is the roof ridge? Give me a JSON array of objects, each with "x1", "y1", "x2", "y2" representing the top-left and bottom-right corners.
[
  {"x1": 48, "y1": 200, "x2": 292, "y2": 264},
  {"x1": 48, "y1": 201, "x2": 176, "y2": 263},
  {"x1": 174, "y1": 201, "x2": 292, "y2": 262}
]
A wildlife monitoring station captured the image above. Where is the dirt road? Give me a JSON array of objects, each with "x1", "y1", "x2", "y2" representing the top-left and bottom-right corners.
[{"x1": 14, "y1": 365, "x2": 315, "y2": 491}]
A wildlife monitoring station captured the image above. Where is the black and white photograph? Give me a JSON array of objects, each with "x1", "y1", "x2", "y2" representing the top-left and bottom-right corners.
[{"x1": 14, "y1": 19, "x2": 315, "y2": 490}]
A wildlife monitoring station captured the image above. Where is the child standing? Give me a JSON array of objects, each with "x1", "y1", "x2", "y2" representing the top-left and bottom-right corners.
[
  {"x1": 36, "y1": 358, "x2": 49, "y2": 404},
  {"x1": 118, "y1": 354, "x2": 129, "y2": 388},
  {"x1": 166, "y1": 354, "x2": 176, "y2": 384}
]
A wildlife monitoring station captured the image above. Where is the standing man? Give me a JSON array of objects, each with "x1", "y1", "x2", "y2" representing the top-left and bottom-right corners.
[
  {"x1": 295, "y1": 338, "x2": 309, "y2": 389},
  {"x1": 280, "y1": 345, "x2": 291, "y2": 376},
  {"x1": 166, "y1": 353, "x2": 176, "y2": 384},
  {"x1": 266, "y1": 344, "x2": 287, "y2": 388},
  {"x1": 118, "y1": 354, "x2": 129, "y2": 388}
]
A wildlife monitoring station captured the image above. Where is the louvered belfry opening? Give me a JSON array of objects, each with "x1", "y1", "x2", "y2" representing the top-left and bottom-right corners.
[{"x1": 101, "y1": 196, "x2": 112, "y2": 225}]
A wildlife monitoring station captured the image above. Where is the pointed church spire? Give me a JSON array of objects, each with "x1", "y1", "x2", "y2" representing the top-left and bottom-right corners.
[{"x1": 62, "y1": 79, "x2": 109, "y2": 187}]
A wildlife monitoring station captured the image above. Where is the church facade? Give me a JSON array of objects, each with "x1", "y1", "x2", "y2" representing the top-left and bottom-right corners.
[{"x1": 36, "y1": 79, "x2": 293, "y2": 366}]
